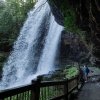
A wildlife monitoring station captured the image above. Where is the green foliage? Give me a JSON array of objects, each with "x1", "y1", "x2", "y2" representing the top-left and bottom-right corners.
[
  {"x1": 0, "y1": 0, "x2": 35, "y2": 44},
  {"x1": 0, "y1": 52, "x2": 9, "y2": 71},
  {"x1": 64, "y1": 66, "x2": 78, "y2": 79},
  {"x1": 60, "y1": 0, "x2": 87, "y2": 42},
  {"x1": 40, "y1": 87, "x2": 63, "y2": 100},
  {"x1": 0, "y1": 53, "x2": 7, "y2": 62},
  {"x1": 42, "y1": 65, "x2": 79, "y2": 80},
  {"x1": 52, "y1": 0, "x2": 82, "y2": 34},
  {"x1": 50, "y1": 0, "x2": 86, "y2": 41},
  {"x1": 64, "y1": 9, "x2": 81, "y2": 34},
  {"x1": 0, "y1": 0, "x2": 35, "y2": 72}
]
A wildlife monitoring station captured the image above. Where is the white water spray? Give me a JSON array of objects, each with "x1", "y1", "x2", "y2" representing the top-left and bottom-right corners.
[
  {"x1": 37, "y1": 15, "x2": 63, "y2": 74},
  {"x1": 0, "y1": 0, "x2": 63, "y2": 90}
]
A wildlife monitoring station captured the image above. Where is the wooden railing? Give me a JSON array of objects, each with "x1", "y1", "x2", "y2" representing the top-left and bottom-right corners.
[{"x1": 0, "y1": 75, "x2": 79, "y2": 100}]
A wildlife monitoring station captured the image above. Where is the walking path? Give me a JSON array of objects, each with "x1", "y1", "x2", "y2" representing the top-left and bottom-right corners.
[{"x1": 76, "y1": 67, "x2": 100, "y2": 100}]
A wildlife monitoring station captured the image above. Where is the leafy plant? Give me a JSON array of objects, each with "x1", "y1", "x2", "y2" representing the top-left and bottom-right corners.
[
  {"x1": 63, "y1": 8, "x2": 81, "y2": 34},
  {"x1": 64, "y1": 66, "x2": 78, "y2": 79}
]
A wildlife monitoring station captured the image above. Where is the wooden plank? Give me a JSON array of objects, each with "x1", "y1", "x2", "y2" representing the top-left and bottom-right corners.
[
  {"x1": 64, "y1": 79, "x2": 68, "y2": 100},
  {"x1": 49, "y1": 94, "x2": 67, "y2": 100},
  {"x1": 68, "y1": 86, "x2": 78, "y2": 94},
  {"x1": 0, "y1": 84, "x2": 33, "y2": 99},
  {"x1": 31, "y1": 77, "x2": 41, "y2": 100},
  {"x1": 40, "y1": 80, "x2": 67, "y2": 87}
]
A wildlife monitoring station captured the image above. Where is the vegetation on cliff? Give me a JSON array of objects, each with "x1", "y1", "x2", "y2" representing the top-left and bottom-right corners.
[
  {"x1": 50, "y1": 0, "x2": 82, "y2": 34},
  {"x1": 0, "y1": 0, "x2": 35, "y2": 46},
  {"x1": 0, "y1": 0, "x2": 35, "y2": 73}
]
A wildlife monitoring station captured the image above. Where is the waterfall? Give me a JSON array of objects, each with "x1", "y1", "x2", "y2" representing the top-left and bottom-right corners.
[
  {"x1": 37, "y1": 15, "x2": 63, "y2": 74},
  {"x1": 0, "y1": 0, "x2": 63, "y2": 90}
]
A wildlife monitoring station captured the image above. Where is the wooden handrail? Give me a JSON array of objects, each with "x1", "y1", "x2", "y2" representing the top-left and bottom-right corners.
[
  {"x1": 0, "y1": 75, "x2": 79, "y2": 100},
  {"x1": 40, "y1": 80, "x2": 67, "y2": 87},
  {"x1": 0, "y1": 84, "x2": 33, "y2": 98}
]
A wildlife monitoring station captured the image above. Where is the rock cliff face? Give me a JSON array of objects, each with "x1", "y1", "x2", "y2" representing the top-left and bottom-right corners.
[
  {"x1": 78, "y1": 0, "x2": 100, "y2": 66},
  {"x1": 60, "y1": 31, "x2": 89, "y2": 65},
  {"x1": 72, "y1": 0, "x2": 100, "y2": 66},
  {"x1": 49, "y1": 0, "x2": 100, "y2": 66}
]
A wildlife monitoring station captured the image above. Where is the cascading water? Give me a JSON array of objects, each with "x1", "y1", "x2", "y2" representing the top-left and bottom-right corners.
[
  {"x1": 37, "y1": 15, "x2": 63, "y2": 74},
  {"x1": 0, "y1": 0, "x2": 63, "y2": 90}
]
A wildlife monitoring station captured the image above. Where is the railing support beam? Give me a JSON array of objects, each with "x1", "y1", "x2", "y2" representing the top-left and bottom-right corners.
[
  {"x1": 64, "y1": 79, "x2": 68, "y2": 100},
  {"x1": 31, "y1": 76, "x2": 42, "y2": 100}
]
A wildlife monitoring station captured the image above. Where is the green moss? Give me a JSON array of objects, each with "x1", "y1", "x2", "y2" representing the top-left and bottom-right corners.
[{"x1": 64, "y1": 9, "x2": 80, "y2": 33}]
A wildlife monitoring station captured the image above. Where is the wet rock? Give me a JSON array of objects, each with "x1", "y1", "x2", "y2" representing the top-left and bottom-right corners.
[
  {"x1": 48, "y1": 0, "x2": 64, "y2": 25},
  {"x1": 60, "y1": 31, "x2": 89, "y2": 64}
]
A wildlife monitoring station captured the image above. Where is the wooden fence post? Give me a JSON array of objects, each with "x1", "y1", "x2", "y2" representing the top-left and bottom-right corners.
[
  {"x1": 31, "y1": 76, "x2": 42, "y2": 100},
  {"x1": 77, "y1": 75, "x2": 79, "y2": 90},
  {"x1": 64, "y1": 79, "x2": 68, "y2": 100}
]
